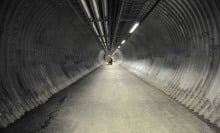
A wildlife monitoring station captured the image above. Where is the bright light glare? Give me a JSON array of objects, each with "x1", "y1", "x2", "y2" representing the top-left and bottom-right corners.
[
  {"x1": 121, "y1": 40, "x2": 126, "y2": 44},
  {"x1": 129, "y1": 22, "x2": 140, "y2": 33},
  {"x1": 118, "y1": 46, "x2": 121, "y2": 49}
]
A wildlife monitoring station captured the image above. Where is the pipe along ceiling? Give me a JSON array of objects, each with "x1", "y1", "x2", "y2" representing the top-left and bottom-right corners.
[{"x1": 0, "y1": 0, "x2": 220, "y2": 128}]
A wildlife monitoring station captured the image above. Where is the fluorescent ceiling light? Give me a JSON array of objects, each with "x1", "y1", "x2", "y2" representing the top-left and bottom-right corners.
[
  {"x1": 129, "y1": 22, "x2": 140, "y2": 33},
  {"x1": 121, "y1": 40, "x2": 126, "y2": 44}
]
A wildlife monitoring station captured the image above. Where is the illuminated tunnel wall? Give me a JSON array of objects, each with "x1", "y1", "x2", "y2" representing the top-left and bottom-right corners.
[
  {"x1": 119, "y1": 0, "x2": 220, "y2": 127},
  {"x1": 0, "y1": 0, "x2": 101, "y2": 127}
]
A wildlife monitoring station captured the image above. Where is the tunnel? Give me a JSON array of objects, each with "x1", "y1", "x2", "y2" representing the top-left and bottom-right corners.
[{"x1": 0, "y1": 0, "x2": 220, "y2": 132}]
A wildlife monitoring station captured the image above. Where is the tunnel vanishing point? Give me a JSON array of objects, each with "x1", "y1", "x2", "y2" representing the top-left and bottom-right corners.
[{"x1": 1, "y1": 0, "x2": 220, "y2": 132}]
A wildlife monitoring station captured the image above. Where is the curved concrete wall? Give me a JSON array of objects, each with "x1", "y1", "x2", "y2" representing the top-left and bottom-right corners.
[
  {"x1": 0, "y1": 0, "x2": 101, "y2": 127},
  {"x1": 1, "y1": 0, "x2": 220, "y2": 129},
  {"x1": 120, "y1": 0, "x2": 220, "y2": 127}
]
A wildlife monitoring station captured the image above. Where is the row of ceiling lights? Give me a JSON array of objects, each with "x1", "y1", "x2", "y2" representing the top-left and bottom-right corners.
[
  {"x1": 79, "y1": 0, "x2": 140, "y2": 52},
  {"x1": 117, "y1": 22, "x2": 140, "y2": 49},
  {"x1": 116, "y1": 0, "x2": 163, "y2": 51}
]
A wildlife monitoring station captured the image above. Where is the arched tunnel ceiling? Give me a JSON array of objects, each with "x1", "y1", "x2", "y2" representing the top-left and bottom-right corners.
[
  {"x1": 68, "y1": 0, "x2": 161, "y2": 52},
  {"x1": 1, "y1": 0, "x2": 220, "y2": 129}
]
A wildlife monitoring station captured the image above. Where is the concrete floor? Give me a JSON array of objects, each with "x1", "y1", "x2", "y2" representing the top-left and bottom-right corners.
[{"x1": 0, "y1": 65, "x2": 217, "y2": 133}]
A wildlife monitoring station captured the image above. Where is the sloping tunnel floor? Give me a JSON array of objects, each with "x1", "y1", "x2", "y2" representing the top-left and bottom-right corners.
[{"x1": 0, "y1": 65, "x2": 219, "y2": 133}]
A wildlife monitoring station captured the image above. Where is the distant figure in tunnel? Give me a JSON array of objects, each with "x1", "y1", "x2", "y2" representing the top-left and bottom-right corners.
[{"x1": 106, "y1": 57, "x2": 113, "y2": 65}]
